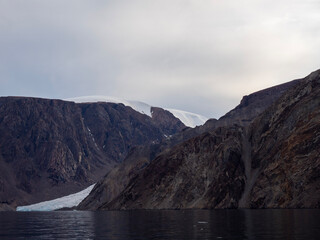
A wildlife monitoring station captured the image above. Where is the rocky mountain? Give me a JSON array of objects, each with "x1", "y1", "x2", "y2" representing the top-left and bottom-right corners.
[
  {"x1": 99, "y1": 125, "x2": 246, "y2": 210},
  {"x1": 66, "y1": 95, "x2": 209, "y2": 128},
  {"x1": 93, "y1": 69, "x2": 319, "y2": 210},
  {"x1": 78, "y1": 78, "x2": 303, "y2": 210},
  {"x1": 218, "y1": 79, "x2": 300, "y2": 126},
  {"x1": 246, "y1": 70, "x2": 320, "y2": 208},
  {"x1": 165, "y1": 79, "x2": 301, "y2": 143},
  {"x1": 0, "y1": 97, "x2": 184, "y2": 207}
]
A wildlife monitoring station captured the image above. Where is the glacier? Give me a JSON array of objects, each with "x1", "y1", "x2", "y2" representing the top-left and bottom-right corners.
[
  {"x1": 165, "y1": 108, "x2": 208, "y2": 128},
  {"x1": 65, "y1": 96, "x2": 208, "y2": 128},
  {"x1": 16, "y1": 184, "x2": 95, "y2": 211}
]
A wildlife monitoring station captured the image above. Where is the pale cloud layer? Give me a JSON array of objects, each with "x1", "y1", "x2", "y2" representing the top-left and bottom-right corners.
[{"x1": 0, "y1": 0, "x2": 319, "y2": 118}]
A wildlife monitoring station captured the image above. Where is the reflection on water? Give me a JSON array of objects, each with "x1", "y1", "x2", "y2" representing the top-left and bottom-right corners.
[{"x1": 0, "y1": 209, "x2": 319, "y2": 239}]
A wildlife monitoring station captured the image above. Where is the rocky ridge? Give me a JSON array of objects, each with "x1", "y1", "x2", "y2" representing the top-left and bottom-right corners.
[
  {"x1": 95, "y1": 70, "x2": 319, "y2": 209},
  {"x1": 0, "y1": 97, "x2": 184, "y2": 207},
  {"x1": 247, "y1": 70, "x2": 320, "y2": 208},
  {"x1": 78, "y1": 79, "x2": 303, "y2": 210}
]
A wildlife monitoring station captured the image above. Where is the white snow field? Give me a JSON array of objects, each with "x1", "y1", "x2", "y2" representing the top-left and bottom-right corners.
[
  {"x1": 65, "y1": 96, "x2": 208, "y2": 127},
  {"x1": 16, "y1": 184, "x2": 95, "y2": 211},
  {"x1": 165, "y1": 108, "x2": 208, "y2": 128}
]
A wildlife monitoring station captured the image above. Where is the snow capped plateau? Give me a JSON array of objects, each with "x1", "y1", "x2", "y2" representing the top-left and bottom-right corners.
[
  {"x1": 16, "y1": 184, "x2": 95, "y2": 211},
  {"x1": 65, "y1": 96, "x2": 208, "y2": 128}
]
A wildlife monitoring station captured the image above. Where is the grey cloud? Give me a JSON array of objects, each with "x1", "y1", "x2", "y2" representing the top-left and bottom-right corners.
[{"x1": 0, "y1": 0, "x2": 319, "y2": 118}]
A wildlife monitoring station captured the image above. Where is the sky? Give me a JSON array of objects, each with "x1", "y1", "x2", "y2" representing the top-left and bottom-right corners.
[{"x1": 0, "y1": 0, "x2": 320, "y2": 118}]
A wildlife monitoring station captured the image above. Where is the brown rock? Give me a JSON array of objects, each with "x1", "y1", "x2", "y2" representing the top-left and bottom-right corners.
[
  {"x1": 102, "y1": 126, "x2": 245, "y2": 210},
  {"x1": 248, "y1": 69, "x2": 320, "y2": 208},
  {"x1": 80, "y1": 70, "x2": 320, "y2": 210},
  {"x1": 0, "y1": 97, "x2": 184, "y2": 206}
]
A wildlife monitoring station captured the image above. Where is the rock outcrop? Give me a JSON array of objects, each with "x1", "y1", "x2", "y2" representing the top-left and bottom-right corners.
[{"x1": 0, "y1": 97, "x2": 184, "y2": 207}]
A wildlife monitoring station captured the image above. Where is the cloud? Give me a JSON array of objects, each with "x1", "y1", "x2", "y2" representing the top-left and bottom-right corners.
[{"x1": 0, "y1": 0, "x2": 320, "y2": 118}]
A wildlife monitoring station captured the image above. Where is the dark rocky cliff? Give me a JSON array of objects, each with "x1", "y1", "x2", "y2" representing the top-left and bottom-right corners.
[
  {"x1": 0, "y1": 97, "x2": 184, "y2": 207},
  {"x1": 79, "y1": 77, "x2": 304, "y2": 210},
  {"x1": 98, "y1": 70, "x2": 319, "y2": 209},
  {"x1": 169, "y1": 79, "x2": 301, "y2": 141},
  {"x1": 101, "y1": 126, "x2": 246, "y2": 210},
  {"x1": 246, "y1": 70, "x2": 320, "y2": 208}
]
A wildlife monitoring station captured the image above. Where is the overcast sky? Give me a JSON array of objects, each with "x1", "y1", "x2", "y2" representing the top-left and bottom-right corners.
[{"x1": 1, "y1": 0, "x2": 319, "y2": 118}]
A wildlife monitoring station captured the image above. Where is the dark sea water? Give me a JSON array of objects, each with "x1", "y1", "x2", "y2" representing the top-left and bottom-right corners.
[{"x1": 0, "y1": 209, "x2": 319, "y2": 239}]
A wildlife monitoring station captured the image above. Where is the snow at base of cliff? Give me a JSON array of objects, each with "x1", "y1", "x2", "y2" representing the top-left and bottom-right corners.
[
  {"x1": 65, "y1": 96, "x2": 208, "y2": 128},
  {"x1": 16, "y1": 184, "x2": 95, "y2": 211}
]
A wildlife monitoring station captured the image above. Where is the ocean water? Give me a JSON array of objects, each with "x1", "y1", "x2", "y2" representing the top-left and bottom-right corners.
[{"x1": 0, "y1": 209, "x2": 319, "y2": 239}]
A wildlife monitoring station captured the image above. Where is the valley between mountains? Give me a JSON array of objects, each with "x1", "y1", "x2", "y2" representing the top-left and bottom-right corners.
[{"x1": 1, "y1": 70, "x2": 319, "y2": 211}]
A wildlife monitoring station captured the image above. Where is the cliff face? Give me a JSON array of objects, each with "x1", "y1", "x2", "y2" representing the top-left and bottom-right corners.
[
  {"x1": 79, "y1": 77, "x2": 305, "y2": 210},
  {"x1": 0, "y1": 97, "x2": 184, "y2": 207},
  {"x1": 247, "y1": 70, "x2": 320, "y2": 208},
  {"x1": 96, "y1": 70, "x2": 319, "y2": 210},
  {"x1": 103, "y1": 126, "x2": 245, "y2": 210}
]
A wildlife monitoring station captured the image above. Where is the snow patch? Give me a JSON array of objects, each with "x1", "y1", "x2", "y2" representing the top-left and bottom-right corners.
[
  {"x1": 16, "y1": 184, "x2": 95, "y2": 211},
  {"x1": 165, "y1": 108, "x2": 208, "y2": 128},
  {"x1": 65, "y1": 96, "x2": 208, "y2": 127}
]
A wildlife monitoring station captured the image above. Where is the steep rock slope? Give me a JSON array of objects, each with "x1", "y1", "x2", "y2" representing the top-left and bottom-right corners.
[
  {"x1": 78, "y1": 144, "x2": 159, "y2": 210},
  {"x1": 0, "y1": 97, "x2": 184, "y2": 207},
  {"x1": 247, "y1": 70, "x2": 320, "y2": 208},
  {"x1": 102, "y1": 126, "x2": 245, "y2": 210},
  {"x1": 79, "y1": 102, "x2": 184, "y2": 163},
  {"x1": 100, "y1": 70, "x2": 319, "y2": 209},
  {"x1": 79, "y1": 79, "x2": 301, "y2": 210}
]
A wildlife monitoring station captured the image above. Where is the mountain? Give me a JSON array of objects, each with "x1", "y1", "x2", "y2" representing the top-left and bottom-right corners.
[
  {"x1": 66, "y1": 96, "x2": 208, "y2": 128},
  {"x1": 0, "y1": 97, "x2": 185, "y2": 207},
  {"x1": 246, "y1": 70, "x2": 320, "y2": 208},
  {"x1": 91, "y1": 70, "x2": 319, "y2": 210},
  {"x1": 78, "y1": 78, "x2": 302, "y2": 210},
  {"x1": 99, "y1": 125, "x2": 245, "y2": 210}
]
